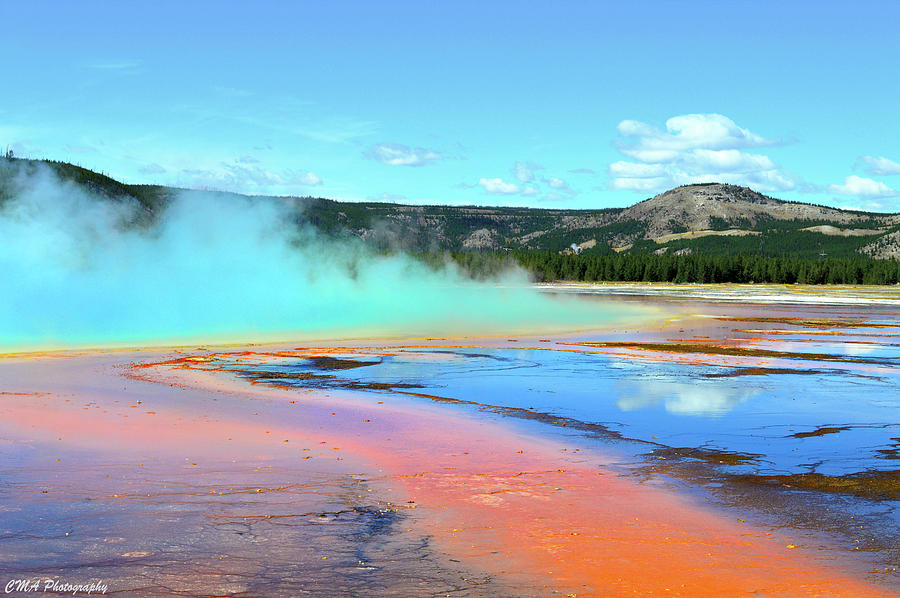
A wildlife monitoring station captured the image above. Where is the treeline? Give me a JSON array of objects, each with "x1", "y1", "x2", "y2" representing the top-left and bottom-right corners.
[
  {"x1": 441, "y1": 251, "x2": 900, "y2": 285},
  {"x1": 1, "y1": 156, "x2": 169, "y2": 213},
  {"x1": 635, "y1": 229, "x2": 886, "y2": 260}
]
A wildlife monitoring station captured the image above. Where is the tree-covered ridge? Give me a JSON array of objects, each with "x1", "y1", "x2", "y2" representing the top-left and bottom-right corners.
[
  {"x1": 443, "y1": 251, "x2": 900, "y2": 285},
  {"x1": 2, "y1": 156, "x2": 900, "y2": 273},
  {"x1": 631, "y1": 228, "x2": 895, "y2": 259},
  {"x1": 299, "y1": 196, "x2": 622, "y2": 252},
  {"x1": 0, "y1": 156, "x2": 172, "y2": 214}
]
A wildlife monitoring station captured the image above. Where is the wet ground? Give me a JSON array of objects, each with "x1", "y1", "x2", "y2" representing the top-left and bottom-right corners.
[
  {"x1": 207, "y1": 289, "x2": 900, "y2": 583},
  {"x1": 0, "y1": 450, "x2": 498, "y2": 596},
  {"x1": 1, "y1": 284, "x2": 899, "y2": 596},
  {"x1": 0, "y1": 353, "x2": 516, "y2": 597}
]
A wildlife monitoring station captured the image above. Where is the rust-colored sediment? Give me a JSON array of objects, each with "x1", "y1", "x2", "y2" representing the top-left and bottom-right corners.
[
  {"x1": 0, "y1": 345, "x2": 894, "y2": 597},
  {"x1": 135, "y1": 350, "x2": 891, "y2": 597}
]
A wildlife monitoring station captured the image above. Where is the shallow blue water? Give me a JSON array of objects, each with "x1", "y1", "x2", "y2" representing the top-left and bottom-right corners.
[{"x1": 234, "y1": 343, "x2": 899, "y2": 478}]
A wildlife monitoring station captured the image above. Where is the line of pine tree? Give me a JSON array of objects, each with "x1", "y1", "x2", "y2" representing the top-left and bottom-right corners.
[{"x1": 443, "y1": 251, "x2": 900, "y2": 285}]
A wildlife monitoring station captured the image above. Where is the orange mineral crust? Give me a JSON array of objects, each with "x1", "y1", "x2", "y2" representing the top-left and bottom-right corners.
[
  {"x1": 0, "y1": 342, "x2": 894, "y2": 597},
  {"x1": 129, "y1": 350, "x2": 893, "y2": 598},
  {"x1": 383, "y1": 438, "x2": 886, "y2": 597}
]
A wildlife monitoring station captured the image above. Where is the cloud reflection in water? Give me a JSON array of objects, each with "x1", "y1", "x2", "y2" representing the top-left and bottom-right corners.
[{"x1": 616, "y1": 379, "x2": 758, "y2": 417}]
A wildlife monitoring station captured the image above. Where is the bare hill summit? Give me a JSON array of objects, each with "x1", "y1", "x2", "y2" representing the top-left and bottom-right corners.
[
  {"x1": 618, "y1": 183, "x2": 889, "y2": 238},
  {"x1": 2, "y1": 157, "x2": 899, "y2": 258}
]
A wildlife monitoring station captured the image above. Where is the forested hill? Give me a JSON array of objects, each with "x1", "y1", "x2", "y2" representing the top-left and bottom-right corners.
[
  {"x1": 287, "y1": 184, "x2": 900, "y2": 260},
  {"x1": 2, "y1": 156, "x2": 900, "y2": 262}
]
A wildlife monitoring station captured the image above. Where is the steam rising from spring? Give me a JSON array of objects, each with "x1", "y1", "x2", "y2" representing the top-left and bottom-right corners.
[{"x1": 0, "y1": 166, "x2": 638, "y2": 350}]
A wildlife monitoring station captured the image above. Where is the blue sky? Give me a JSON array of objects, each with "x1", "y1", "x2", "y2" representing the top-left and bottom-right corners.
[{"x1": 2, "y1": 1, "x2": 899, "y2": 211}]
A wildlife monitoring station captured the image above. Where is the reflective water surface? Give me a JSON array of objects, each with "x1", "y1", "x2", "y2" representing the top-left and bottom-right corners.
[
  {"x1": 233, "y1": 344, "x2": 898, "y2": 477},
  {"x1": 223, "y1": 292, "x2": 900, "y2": 575},
  {"x1": 231, "y1": 303, "x2": 900, "y2": 480},
  {"x1": 2, "y1": 286, "x2": 899, "y2": 595}
]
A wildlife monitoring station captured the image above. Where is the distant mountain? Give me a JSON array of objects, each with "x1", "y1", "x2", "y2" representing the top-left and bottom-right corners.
[
  {"x1": 2, "y1": 157, "x2": 899, "y2": 260},
  {"x1": 605, "y1": 184, "x2": 900, "y2": 259},
  {"x1": 619, "y1": 183, "x2": 893, "y2": 236},
  {"x1": 287, "y1": 183, "x2": 900, "y2": 260}
]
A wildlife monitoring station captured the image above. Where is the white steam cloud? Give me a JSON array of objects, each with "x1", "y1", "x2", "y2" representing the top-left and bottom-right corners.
[{"x1": 0, "y1": 165, "x2": 641, "y2": 350}]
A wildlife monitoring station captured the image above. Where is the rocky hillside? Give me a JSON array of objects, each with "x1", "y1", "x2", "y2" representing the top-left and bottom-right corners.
[
  {"x1": 618, "y1": 184, "x2": 890, "y2": 236},
  {"x1": 3, "y1": 157, "x2": 899, "y2": 259},
  {"x1": 300, "y1": 183, "x2": 900, "y2": 257}
]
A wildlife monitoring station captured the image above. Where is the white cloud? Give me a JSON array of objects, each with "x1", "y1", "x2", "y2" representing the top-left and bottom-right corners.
[
  {"x1": 690, "y1": 149, "x2": 775, "y2": 172},
  {"x1": 293, "y1": 171, "x2": 323, "y2": 186},
  {"x1": 828, "y1": 175, "x2": 896, "y2": 199},
  {"x1": 836, "y1": 199, "x2": 896, "y2": 213},
  {"x1": 617, "y1": 113, "x2": 773, "y2": 153},
  {"x1": 609, "y1": 113, "x2": 793, "y2": 194},
  {"x1": 545, "y1": 176, "x2": 566, "y2": 189},
  {"x1": 367, "y1": 142, "x2": 443, "y2": 167},
  {"x1": 512, "y1": 161, "x2": 542, "y2": 182},
  {"x1": 478, "y1": 177, "x2": 521, "y2": 195},
  {"x1": 610, "y1": 176, "x2": 671, "y2": 192},
  {"x1": 542, "y1": 176, "x2": 576, "y2": 197},
  {"x1": 181, "y1": 161, "x2": 322, "y2": 192},
  {"x1": 474, "y1": 163, "x2": 577, "y2": 201},
  {"x1": 857, "y1": 155, "x2": 900, "y2": 176},
  {"x1": 619, "y1": 149, "x2": 681, "y2": 163}
]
